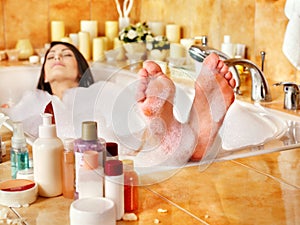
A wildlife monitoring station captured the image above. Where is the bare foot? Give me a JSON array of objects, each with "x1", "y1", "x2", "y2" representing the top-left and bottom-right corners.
[
  {"x1": 136, "y1": 61, "x2": 195, "y2": 166},
  {"x1": 189, "y1": 53, "x2": 235, "y2": 161},
  {"x1": 137, "y1": 60, "x2": 176, "y2": 124}
]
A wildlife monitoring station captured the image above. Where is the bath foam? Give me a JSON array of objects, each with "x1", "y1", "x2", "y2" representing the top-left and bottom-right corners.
[
  {"x1": 134, "y1": 122, "x2": 196, "y2": 168},
  {"x1": 196, "y1": 64, "x2": 226, "y2": 123},
  {"x1": 143, "y1": 75, "x2": 174, "y2": 116}
]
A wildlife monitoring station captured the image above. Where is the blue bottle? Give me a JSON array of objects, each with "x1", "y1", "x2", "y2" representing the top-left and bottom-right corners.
[{"x1": 10, "y1": 121, "x2": 29, "y2": 179}]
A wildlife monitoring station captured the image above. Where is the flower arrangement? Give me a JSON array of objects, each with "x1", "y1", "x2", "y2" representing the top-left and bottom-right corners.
[
  {"x1": 119, "y1": 22, "x2": 153, "y2": 43},
  {"x1": 146, "y1": 35, "x2": 170, "y2": 51}
]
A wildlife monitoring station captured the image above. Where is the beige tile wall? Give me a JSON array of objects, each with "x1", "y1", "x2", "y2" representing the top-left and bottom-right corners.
[{"x1": 0, "y1": 0, "x2": 299, "y2": 82}]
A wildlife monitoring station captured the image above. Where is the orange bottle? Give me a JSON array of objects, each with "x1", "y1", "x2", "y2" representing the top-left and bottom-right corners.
[{"x1": 123, "y1": 159, "x2": 139, "y2": 213}]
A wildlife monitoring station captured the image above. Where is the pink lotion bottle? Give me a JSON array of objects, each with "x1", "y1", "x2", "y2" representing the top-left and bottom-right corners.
[{"x1": 74, "y1": 121, "x2": 106, "y2": 199}]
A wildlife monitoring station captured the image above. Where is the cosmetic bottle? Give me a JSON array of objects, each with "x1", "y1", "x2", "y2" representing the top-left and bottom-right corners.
[
  {"x1": 62, "y1": 138, "x2": 75, "y2": 199},
  {"x1": 123, "y1": 159, "x2": 139, "y2": 213},
  {"x1": 73, "y1": 121, "x2": 106, "y2": 199},
  {"x1": 32, "y1": 113, "x2": 63, "y2": 197},
  {"x1": 77, "y1": 150, "x2": 104, "y2": 199},
  {"x1": 221, "y1": 35, "x2": 234, "y2": 58},
  {"x1": 106, "y1": 142, "x2": 119, "y2": 160},
  {"x1": 10, "y1": 121, "x2": 29, "y2": 179},
  {"x1": 105, "y1": 159, "x2": 124, "y2": 220}
]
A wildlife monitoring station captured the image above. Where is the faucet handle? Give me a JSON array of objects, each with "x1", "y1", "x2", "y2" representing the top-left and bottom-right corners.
[
  {"x1": 260, "y1": 51, "x2": 266, "y2": 72},
  {"x1": 273, "y1": 82, "x2": 300, "y2": 110}
]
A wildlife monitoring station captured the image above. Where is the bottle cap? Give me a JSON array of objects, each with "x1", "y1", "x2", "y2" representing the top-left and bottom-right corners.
[
  {"x1": 83, "y1": 151, "x2": 98, "y2": 170},
  {"x1": 122, "y1": 159, "x2": 134, "y2": 166},
  {"x1": 39, "y1": 113, "x2": 57, "y2": 138},
  {"x1": 104, "y1": 160, "x2": 123, "y2": 176},
  {"x1": 122, "y1": 159, "x2": 134, "y2": 170},
  {"x1": 11, "y1": 121, "x2": 26, "y2": 148},
  {"x1": 81, "y1": 121, "x2": 98, "y2": 141},
  {"x1": 106, "y1": 142, "x2": 118, "y2": 157},
  {"x1": 63, "y1": 138, "x2": 74, "y2": 151}
]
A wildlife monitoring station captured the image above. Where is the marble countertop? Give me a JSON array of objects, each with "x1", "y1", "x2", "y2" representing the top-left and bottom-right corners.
[{"x1": 0, "y1": 148, "x2": 299, "y2": 225}]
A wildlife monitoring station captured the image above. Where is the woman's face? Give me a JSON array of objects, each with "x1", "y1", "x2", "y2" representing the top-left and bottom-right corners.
[{"x1": 44, "y1": 44, "x2": 79, "y2": 85}]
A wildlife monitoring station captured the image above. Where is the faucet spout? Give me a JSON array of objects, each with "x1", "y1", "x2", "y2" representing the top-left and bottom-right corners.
[
  {"x1": 224, "y1": 58, "x2": 272, "y2": 102},
  {"x1": 189, "y1": 45, "x2": 272, "y2": 102}
]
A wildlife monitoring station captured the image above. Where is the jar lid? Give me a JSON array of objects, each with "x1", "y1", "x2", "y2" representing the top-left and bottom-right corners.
[
  {"x1": 106, "y1": 142, "x2": 118, "y2": 157},
  {"x1": 104, "y1": 160, "x2": 123, "y2": 176}
]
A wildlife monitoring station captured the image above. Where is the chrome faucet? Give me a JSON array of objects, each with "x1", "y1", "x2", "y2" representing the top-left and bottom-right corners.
[{"x1": 189, "y1": 45, "x2": 272, "y2": 102}]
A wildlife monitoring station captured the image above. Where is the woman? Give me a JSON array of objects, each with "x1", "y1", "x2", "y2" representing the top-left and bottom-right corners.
[{"x1": 2, "y1": 41, "x2": 235, "y2": 166}]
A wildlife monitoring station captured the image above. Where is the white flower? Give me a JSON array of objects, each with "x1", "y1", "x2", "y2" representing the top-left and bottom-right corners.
[{"x1": 127, "y1": 29, "x2": 138, "y2": 40}]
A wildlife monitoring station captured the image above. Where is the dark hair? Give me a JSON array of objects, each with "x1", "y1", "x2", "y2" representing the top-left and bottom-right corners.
[{"x1": 37, "y1": 41, "x2": 94, "y2": 94}]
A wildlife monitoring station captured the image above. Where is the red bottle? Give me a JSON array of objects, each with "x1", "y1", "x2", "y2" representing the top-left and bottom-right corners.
[{"x1": 123, "y1": 159, "x2": 139, "y2": 213}]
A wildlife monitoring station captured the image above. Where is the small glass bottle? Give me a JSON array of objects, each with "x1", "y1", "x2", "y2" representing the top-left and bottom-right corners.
[
  {"x1": 106, "y1": 142, "x2": 119, "y2": 160},
  {"x1": 104, "y1": 159, "x2": 124, "y2": 220},
  {"x1": 77, "y1": 150, "x2": 104, "y2": 199},
  {"x1": 10, "y1": 121, "x2": 29, "y2": 179},
  {"x1": 123, "y1": 159, "x2": 139, "y2": 213},
  {"x1": 62, "y1": 138, "x2": 75, "y2": 199}
]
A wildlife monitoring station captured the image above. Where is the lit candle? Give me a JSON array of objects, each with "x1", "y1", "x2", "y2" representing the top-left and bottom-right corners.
[
  {"x1": 51, "y1": 21, "x2": 65, "y2": 42},
  {"x1": 78, "y1": 31, "x2": 91, "y2": 60},
  {"x1": 105, "y1": 21, "x2": 119, "y2": 50},
  {"x1": 93, "y1": 37, "x2": 105, "y2": 62},
  {"x1": 166, "y1": 24, "x2": 181, "y2": 43}
]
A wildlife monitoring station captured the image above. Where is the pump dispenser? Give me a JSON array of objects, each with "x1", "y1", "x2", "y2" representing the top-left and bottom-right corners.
[
  {"x1": 32, "y1": 113, "x2": 63, "y2": 197},
  {"x1": 10, "y1": 121, "x2": 29, "y2": 179}
]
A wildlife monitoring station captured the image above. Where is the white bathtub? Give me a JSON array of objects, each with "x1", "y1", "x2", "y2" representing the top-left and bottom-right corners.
[{"x1": 0, "y1": 65, "x2": 41, "y2": 106}]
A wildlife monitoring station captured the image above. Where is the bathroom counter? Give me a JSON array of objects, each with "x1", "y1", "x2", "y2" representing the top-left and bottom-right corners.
[{"x1": 0, "y1": 147, "x2": 299, "y2": 224}]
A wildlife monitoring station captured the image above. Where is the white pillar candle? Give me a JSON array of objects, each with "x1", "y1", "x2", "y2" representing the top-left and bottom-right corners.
[
  {"x1": 60, "y1": 37, "x2": 72, "y2": 44},
  {"x1": 180, "y1": 38, "x2": 195, "y2": 50},
  {"x1": 69, "y1": 33, "x2": 79, "y2": 47},
  {"x1": 148, "y1": 21, "x2": 165, "y2": 37},
  {"x1": 51, "y1": 21, "x2": 65, "y2": 42},
  {"x1": 80, "y1": 20, "x2": 98, "y2": 43},
  {"x1": 93, "y1": 37, "x2": 105, "y2": 62},
  {"x1": 166, "y1": 24, "x2": 180, "y2": 43},
  {"x1": 170, "y1": 43, "x2": 185, "y2": 58},
  {"x1": 101, "y1": 36, "x2": 108, "y2": 51},
  {"x1": 105, "y1": 21, "x2": 119, "y2": 50},
  {"x1": 78, "y1": 31, "x2": 91, "y2": 60},
  {"x1": 113, "y1": 37, "x2": 123, "y2": 49}
]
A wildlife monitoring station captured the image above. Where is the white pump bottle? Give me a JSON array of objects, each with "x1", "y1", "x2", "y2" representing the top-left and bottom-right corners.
[{"x1": 32, "y1": 113, "x2": 64, "y2": 197}]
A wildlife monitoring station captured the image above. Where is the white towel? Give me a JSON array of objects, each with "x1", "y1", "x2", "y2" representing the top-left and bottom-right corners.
[
  {"x1": 282, "y1": 0, "x2": 300, "y2": 70},
  {"x1": 284, "y1": 0, "x2": 300, "y2": 19}
]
